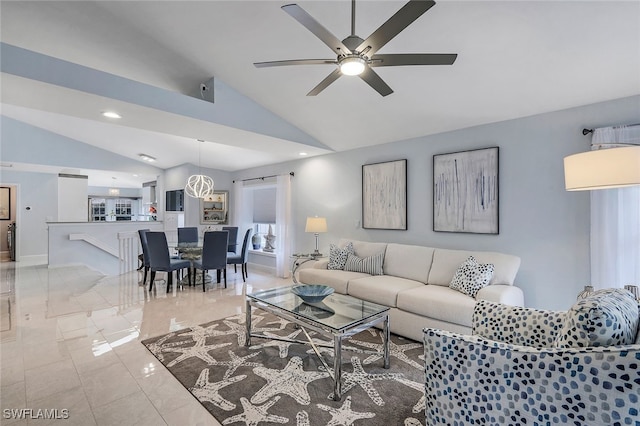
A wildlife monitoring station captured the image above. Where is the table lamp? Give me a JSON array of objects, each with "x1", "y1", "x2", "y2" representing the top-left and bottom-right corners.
[{"x1": 305, "y1": 216, "x2": 327, "y2": 258}]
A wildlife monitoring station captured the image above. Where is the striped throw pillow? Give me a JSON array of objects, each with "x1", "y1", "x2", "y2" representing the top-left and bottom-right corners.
[{"x1": 344, "y1": 252, "x2": 384, "y2": 276}]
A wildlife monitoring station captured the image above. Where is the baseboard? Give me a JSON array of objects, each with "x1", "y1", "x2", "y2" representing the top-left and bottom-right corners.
[
  {"x1": 16, "y1": 255, "x2": 48, "y2": 266},
  {"x1": 247, "y1": 262, "x2": 276, "y2": 275}
]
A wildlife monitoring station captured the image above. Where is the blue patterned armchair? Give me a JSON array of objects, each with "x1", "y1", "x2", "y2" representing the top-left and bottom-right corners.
[{"x1": 423, "y1": 292, "x2": 640, "y2": 426}]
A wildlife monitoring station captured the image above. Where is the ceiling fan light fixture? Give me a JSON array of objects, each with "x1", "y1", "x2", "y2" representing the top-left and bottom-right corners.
[{"x1": 339, "y1": 56, "x2": 366, "y2": 76}]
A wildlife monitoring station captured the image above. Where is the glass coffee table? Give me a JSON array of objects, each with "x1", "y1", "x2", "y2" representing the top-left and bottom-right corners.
[{"x1": 245, "y1": 285, "x2": 390, "y2": 401}]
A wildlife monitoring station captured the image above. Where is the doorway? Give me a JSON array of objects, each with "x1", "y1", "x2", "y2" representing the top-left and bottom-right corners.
[{"x1": 0, "y1": 185, "x2": 17, "y2": 262}]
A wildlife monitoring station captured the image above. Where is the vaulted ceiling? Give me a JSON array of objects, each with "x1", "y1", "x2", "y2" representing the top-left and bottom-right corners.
[{"x1": 1, "y1": 1, "x2": 638, "y2": 186}]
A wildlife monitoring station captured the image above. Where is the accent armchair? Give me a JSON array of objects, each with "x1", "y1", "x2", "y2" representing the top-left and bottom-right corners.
[{"x1": 424, "y1": 293, "x2": 640, "y2": 426}]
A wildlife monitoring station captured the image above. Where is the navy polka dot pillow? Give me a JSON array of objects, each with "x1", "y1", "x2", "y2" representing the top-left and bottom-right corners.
[
  {"x1": 555, "y1": 288, "x2": 640, "y2": 348},
  {"x1": 449, "y1": 256, "x2": 495, "y2": 298},
  {"x1": 327, "y1": 242, "x2": 354, "y2": 270}
]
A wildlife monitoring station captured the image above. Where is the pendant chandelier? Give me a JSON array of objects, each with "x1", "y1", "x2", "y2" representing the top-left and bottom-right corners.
[{"x1": 185, "y1": 139, "x2": 214, "y2": 199}]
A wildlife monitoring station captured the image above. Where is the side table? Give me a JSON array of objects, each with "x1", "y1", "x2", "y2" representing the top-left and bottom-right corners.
[{"x1": 291, "y1": 253, "x2": 325, "y2": 284}]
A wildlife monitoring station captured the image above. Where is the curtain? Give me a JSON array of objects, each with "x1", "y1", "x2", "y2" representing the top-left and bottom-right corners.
[
  {"x1": 590, "y1": 125, "x2": 640, "y2": 289},
  {"x1": 275, "y1": 174, "x2": 292, "y2": 278},
  {"x1": 232, "y1": 179, "x2": 253, "y2": 245}
]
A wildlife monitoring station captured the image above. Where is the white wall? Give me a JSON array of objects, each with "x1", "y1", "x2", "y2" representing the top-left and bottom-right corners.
[
  {"x1": 232, "y1": 95, "x2": 640, "y2": 311},
  {"x1": 0, "y1": 170, "x2": 57, "y2": 259},
  {"x1": 58, "y1": 174, "x2": 88, "y2": 222}
]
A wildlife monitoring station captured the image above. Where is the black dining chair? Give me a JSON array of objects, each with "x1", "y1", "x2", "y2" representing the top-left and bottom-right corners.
[
  {"x1": 228, "y1": 228, "x2": 252, "y2": 282},
  {"x1": 138, "y1": 228, "x2": 151, "y2": 285},
  {"x1": 146, "y1": 231, "x2": 191, "y2": 291},
  {"x1": 193, "y1": 231, "x2": 229, "y2": 291},
  {"x1": 222, "y1": 226, "x2": 239, "y2": 254}
]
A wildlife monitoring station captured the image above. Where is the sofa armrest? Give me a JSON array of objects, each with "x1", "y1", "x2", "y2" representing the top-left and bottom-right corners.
[
  {"x1": 313, "y1": 259, "x2": 329, "y2": 269},
  {"x1": 423, "y1": 328, "x2": 640, "y2": 426},
  {"x1": 475, "y1": 284, "x2": 524, "y2": 306},
  {"x1": 472, "y1": 299, "x2": 565, "y2": 347}
]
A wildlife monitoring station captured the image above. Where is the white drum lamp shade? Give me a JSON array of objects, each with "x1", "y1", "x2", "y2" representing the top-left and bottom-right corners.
[{"x1": 564, "y1": 146, "x2": 640, "y2": 191}]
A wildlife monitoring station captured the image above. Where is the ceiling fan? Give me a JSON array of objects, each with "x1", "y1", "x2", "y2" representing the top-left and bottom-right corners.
[{"x1": 254, "y1": 0, "x2": 457, "y2": 97}]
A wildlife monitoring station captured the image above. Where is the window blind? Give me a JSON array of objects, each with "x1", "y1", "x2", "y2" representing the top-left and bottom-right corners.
[{"x1": 252, "y1": 188, "x2": 276, "y2": 224}]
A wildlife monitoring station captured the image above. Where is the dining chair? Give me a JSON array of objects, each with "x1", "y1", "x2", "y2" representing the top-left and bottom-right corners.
[
  {"x1": 222, "y1": 226, "x2": 239, "y2": 254},
  {"x1": 177, "y1": 227, "x2": 199, "y2": 244},
  {"x1": 193, "y1": 231, "x2": 229, "y2": 291},
  {"x1": 228, "y1": 228, "x2": 252, "y2": 282},
  {"x1": 177, "y1": 226, "x2": 199, "y2": 282},
  {"x1": 137, "y1": 228, "x2": 151, "y2": 285},
  {"x1": 146, "y1": 231, "x2": 191, "y2": 291}
]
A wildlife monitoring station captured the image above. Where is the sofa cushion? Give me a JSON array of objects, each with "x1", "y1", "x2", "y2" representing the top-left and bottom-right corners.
[
  {"x1": 449, "y1": 256, "x2": 494, "y2": 298},
  {"x1": 397, "y1": 285, "x2": 476, "y2": 327},
  {"x1": 298, "y1": 268, "x2": 370, "y2": 294},
  {"x1": 344, "y1": 252, "x2": 384, "y2": 275},
  {"x1": 428, "y1": 248, "x2": 520, "y2": 286},
  {"x1": 328, "y1": 242, "x2": 354, "y2": 270},
  {"x1": 555, "y1": 288, "x2": 640, "y2": 348},
  {"x1": 383, "y1": 243, "x2": 434, "y2": 284},
  {"x1": 348, "y1": 276, "x2": 423, "y2": 308},
  {"x1": 338, "y1": 239, "x2": 387, "y2": 258}
]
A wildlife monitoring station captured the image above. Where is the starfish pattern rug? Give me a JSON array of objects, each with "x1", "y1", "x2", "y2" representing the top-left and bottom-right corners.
[{"x1": 142, "y1": 310, "x2": 426, "y2": 426}]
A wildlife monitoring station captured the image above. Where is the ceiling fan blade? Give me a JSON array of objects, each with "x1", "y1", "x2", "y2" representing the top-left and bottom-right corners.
[
  {"x1": 359, "y1": 67, "x2": 393, "y2": 97},
  {"x1": 307, "y1": 69, "x2": 342, "y2": 96},
  {"x1": 356, "y1": 0, "x2": 436, "y2": 56},
  {"x1": 254, "y1": 59, "x2": 337, "y2": 68},
  {"x1": 370, "y1": 53, "x2": 457, "y2": 67},
  {"x1": 282, "y1": 4, "x2": 352, "y2": 56}
]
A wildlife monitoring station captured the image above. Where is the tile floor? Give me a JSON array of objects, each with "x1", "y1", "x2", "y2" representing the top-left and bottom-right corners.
[{"x1": 0, "y1": 261, "x2": 291, "y2": 425}]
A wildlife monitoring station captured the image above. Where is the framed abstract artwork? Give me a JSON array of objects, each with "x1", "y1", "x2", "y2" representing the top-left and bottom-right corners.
[
  {"x1": 433, "y1": 147, "x2": 499, "y2": 234},
  {"x1": 0, "y1": 187, "x2": 10, "y2": 220},
  {"x1": 362, "y1": 159, "x2": 407, "y2": 230}
]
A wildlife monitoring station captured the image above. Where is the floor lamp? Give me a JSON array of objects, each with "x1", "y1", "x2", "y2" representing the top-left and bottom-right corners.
[
  {"x1": 564, "y1": 146, "x2": 640, "y2": 191},
  {"x1": 305, "y1": 217, "x2": 327, "y2": 259},
  {"x1": 564, "y1": 145, "x2": 640, "y2": 299}
]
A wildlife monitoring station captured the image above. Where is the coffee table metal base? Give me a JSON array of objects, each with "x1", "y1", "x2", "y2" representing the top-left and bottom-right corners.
[{"x1": 245, "y1": 298, "x2": 390, "y2": 401}]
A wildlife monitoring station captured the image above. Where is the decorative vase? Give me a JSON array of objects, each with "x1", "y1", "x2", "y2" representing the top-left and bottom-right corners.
[
  {"x1": 577, "y1": 285, "x2": 594, "y2": 300},
  {"x1": 252, "y1": 233, "x2": 261, "y2": 250}
]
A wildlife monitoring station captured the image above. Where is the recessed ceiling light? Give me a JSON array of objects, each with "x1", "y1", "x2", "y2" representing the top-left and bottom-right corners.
[
  {"x1": 102, "y1": 111, "x2": 122, "y2": 119},
  {"x1": 299, "y1": 152, "x2": 308, "y2": 156},
  {"x1": 138, "y1": 153, "x2": 156, "y2": 162}
]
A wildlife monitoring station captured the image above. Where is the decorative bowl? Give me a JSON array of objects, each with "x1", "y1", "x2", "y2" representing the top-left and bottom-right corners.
[{"x1": 291, "y1": 285, "x2": 334, "y2": 303}]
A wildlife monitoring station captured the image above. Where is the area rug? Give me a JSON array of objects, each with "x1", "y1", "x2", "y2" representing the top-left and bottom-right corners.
[{"x1": 142, "y1": 310, "x2": 426, "y2": 425}]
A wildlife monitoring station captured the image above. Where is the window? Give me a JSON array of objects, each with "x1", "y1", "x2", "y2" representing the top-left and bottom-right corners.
[
  {"x1": 89, "y1": 198, "x2": 139, "y2": 222},
  {"x1": 250, "y1": 187, "x2": 276, "y2": 252},
  {"x1": 90, "y1": 199, "x2": 106, "y2": 221}
]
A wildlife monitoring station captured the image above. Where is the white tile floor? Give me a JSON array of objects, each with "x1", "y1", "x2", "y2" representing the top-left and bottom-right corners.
[{"x1": 0, "y1": 261, "x2": 291, "y2": 425}]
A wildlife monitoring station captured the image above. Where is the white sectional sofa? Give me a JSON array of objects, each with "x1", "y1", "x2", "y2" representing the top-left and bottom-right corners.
[{"x1": 298, "y1": 239, "x2": 523, "y2": 341}]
